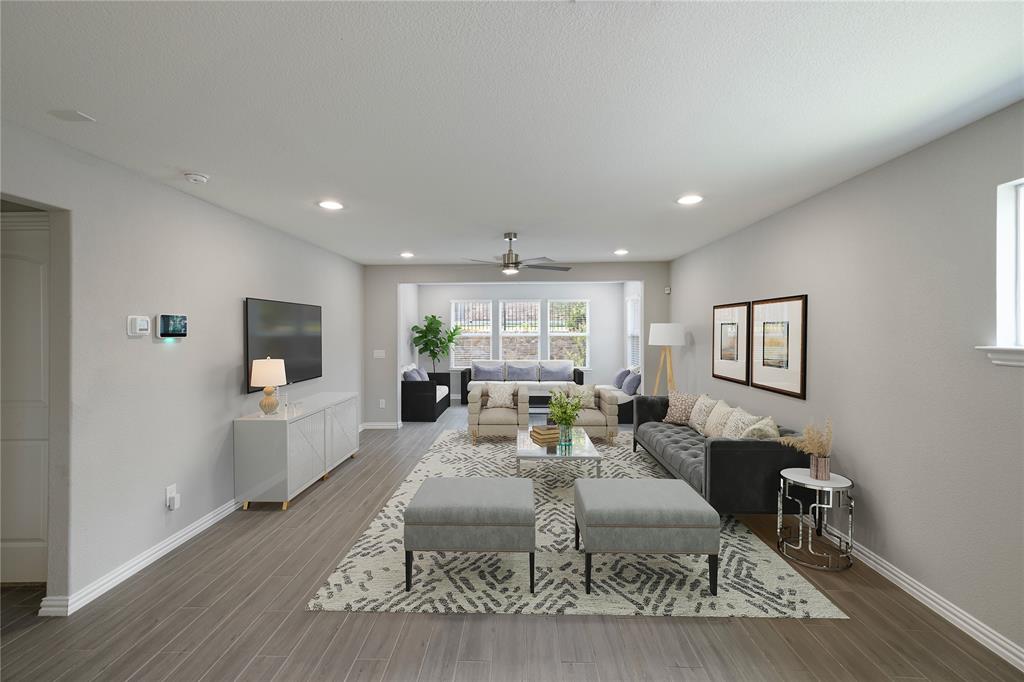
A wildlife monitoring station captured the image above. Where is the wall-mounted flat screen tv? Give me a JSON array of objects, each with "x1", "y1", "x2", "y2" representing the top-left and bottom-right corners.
[{"x1": 244, "y1": 298, "x2": 322, "y2": 393}]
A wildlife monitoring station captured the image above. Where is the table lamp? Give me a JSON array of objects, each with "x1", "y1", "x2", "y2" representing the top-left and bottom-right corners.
[
  {"x1": 648, "y1": 323, "x2": 686, "y2": 394},
  {"x1": 251, "y1": 357, "x2": 287, "y2": 416}
]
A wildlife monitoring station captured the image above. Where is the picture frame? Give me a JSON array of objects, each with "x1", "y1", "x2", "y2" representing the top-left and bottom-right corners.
[
  {"x1": 750, "y1": 295, "x2": 807, "y2": 399},
  {"x1": 712, "y1": 302, "x2": 750, "y2": 385}
]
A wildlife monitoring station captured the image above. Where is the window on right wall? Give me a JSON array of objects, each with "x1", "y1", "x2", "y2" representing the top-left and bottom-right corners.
[
  {"x1": 978, "y1": 177, "x2": 1024, "y2": 366},
  {"x1": 548, "y1": 299, "x2": 590, "y2": 368}
]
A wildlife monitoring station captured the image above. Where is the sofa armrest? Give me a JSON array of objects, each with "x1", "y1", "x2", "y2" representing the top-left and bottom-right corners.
[
  {"x1": 401, "y1": 380, "x2": 437, "y2": 398},
  {"x1": 516, "y1": 386, "x2": 530, "y2": 425},
  {"x1": 633, "y1": 396, "x2": 668, "y2": 431},
  {"x1": 597, "y1": 391, "x2": 618, "y2": 418},
  {"x1": 460, "y1": 367, "x2": 472, "y2": 404},
  {"x1": 573, "y1": 368, "x2": 584, "y2": 385},
  {"x1": 704, "y1": 438, "x2": 812, "y2": 514},
  {"x1": 428, "y1": 372, "x2": 451, "y2": 388},
  {"x1": 467, "y1": 387, "x2": 481, "y2": 404}
]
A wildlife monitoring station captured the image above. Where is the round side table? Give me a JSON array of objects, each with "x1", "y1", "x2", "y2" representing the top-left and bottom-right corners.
[{"x1": 777, "y1": 467, "x2": 854, "y2": 571}]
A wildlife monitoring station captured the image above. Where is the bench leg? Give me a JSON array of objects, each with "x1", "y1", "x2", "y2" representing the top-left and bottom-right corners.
[
  {"x1": 574, "y1": 520, "x2": 580, "y2": 550},
  {"x1": 529, "y1": 552, "x2": 535, "y2": 594},
  {"x1": 708, "y1": 554, "x2": 718, "y2": 596},
  {"x1": 585, "y1": 553, "x2": 592, "y2": 594},
  {"x1": 405, "y1": 550, "x2": 412, "y2": 592}
]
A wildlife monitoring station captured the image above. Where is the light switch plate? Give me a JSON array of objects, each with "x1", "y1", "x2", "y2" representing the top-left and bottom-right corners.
[{"x1": 127, "y1": 315, "x2": 151, "y2": 337}]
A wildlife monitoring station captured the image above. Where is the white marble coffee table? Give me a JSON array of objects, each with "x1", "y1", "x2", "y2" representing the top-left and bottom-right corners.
[{"x1": 515, "y1": 427, "x2": 602, "y2": 477}]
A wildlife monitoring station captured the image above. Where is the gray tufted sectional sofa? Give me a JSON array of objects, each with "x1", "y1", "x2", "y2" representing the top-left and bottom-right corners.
[{"x1": 632, "y1": 396, "x2": 812, "y2": 514}]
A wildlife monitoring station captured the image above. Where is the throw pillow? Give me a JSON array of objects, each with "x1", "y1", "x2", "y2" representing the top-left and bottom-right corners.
[
  {"x1": 612, "y1": 368, "x2": 631, "y2": 389},
  {"x1": 622, "y1": 372, "x2": 642, "y2": 396},
  {"x1": 402, "y1": 369, "x2": 422, "y2": 382},
  {"x1": 472, "y1": 362, "x2": 504, "y2": 381},
  {"x1": 487, "y1": 382, "x2": 516, "y2": 408},
  {"x1": 687, "y1": 394, "x2": 717, "y2": 433},
  {"x1": 741, "y1": 416, "x2": 780, "y2": 440},
  {"x1": 539, "y1": 361, "x2": 573, "y2": 381},
  {"x1": 414, "y1": 368, "x2": 430, "y2": 381},
  {"x1": 702, "y1": 401, "x2": 735, "y2": 437},
  {"x1": 722, "y1": 408, "x2": 760, "y2": 439},
  {"x1": 506, "y1": 362, "x2": 539, "y2": 381},
  {"x1": 570, "y1": 384, "x2": 596, "y2": 409},
  {"x1": 664, "y1": 391, "x2": 699, "y2": 425}
]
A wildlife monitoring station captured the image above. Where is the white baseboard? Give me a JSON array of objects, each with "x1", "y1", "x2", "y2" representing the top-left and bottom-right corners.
[
  {"x1": 360, "y1": 422, "x2": 400, "y2": 430},
  {"x1": 826, "y1": 524, "x2": 1024, "y2": 672},
  {"x1": 37, "y1": 498, "x2": 240, "y2": 617}
]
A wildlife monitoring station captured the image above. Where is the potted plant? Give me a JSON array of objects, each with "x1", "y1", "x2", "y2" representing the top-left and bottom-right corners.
[
  {"x1": 410, "y1": 314, "x2": 462, "y2": 372},
  {"x1": 548, "y1": 390, "x2": 583, "y2": 449},
  {"x1": 779, "y1": 419, "x2": 833, "y2": 480}
]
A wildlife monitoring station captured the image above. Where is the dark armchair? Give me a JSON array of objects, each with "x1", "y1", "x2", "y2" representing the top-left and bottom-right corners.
[{"x1": 401, "y1": 372, "x2": 451, "y2": 422}]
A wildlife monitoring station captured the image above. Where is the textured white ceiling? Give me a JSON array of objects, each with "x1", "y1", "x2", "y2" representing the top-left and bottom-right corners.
[{"x1": 2, "y1": 2, "x2": 1022, "y2": 264}]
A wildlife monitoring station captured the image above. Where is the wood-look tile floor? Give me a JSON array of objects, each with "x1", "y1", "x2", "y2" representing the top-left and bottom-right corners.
[{"x1": 2, "y1": 406, "x2": 1020, "y2": 681}]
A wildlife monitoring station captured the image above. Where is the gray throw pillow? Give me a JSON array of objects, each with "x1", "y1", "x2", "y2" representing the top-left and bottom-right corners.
[
  {"x1": 621, "y1": 372, "x2": 642, "y2": 396},
  {"x1": 472, "y1": 362, "x2": 503, "y2": 381},
  {"x1": 414, "y1": 368, "x2": 430, "y2": 381},
  {"x1": 403, "y1": 369, "x2": 422, "y2": 382},
  {"x1": 507, "y1": 363, "x2": 538, "y2": 381},
  {"x1": 612, "y1": 368, "x2": 631, "y2": 388},
  {"x1": 539, "y1": 361, "x2": 572, "y2": 381}
]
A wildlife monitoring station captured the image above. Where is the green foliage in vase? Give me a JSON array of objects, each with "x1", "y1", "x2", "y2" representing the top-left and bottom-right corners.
[
  {"x1": 410, "y1": 315, "x2": 462, "y2": 372},
  {"x1": 548, "y1": 390, "x2": 582, "y2": 427}
]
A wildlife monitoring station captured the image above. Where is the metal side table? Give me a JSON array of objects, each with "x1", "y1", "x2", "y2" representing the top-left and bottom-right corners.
[{"x1": 777, "y1": 467, "x2": 854, "y2": 571}]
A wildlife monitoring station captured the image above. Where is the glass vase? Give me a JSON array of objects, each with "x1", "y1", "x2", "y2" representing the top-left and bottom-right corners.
[{"x1": 558, "y1": 423, "x2": 574, "y2": 449}]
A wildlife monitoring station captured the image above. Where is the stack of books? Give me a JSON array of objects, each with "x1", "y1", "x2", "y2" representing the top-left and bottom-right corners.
[{"x1": 530, "y1": 426, "x2": 560, "y2": 446}]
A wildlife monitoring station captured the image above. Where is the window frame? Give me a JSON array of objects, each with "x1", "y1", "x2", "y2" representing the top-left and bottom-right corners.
[
  {"x1": 546, "y1": 299, "x2": 591, "y2": 369},
  {"x1": 625, "y1": 295, "x2": 642, "y2": 370},
  {"x1": 1016, "y1": 181, "x2": 1023, "y2": 345},
  {"x1": 449, "y1": 299, "x2": 493, "y2": 369},
  {"x1": 498, "y1": 299, "x2": 542, "y2": 361}
]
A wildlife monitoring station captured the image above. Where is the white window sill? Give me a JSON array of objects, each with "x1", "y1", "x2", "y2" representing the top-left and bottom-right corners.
[{"x1": 975, "y1": 346, "x2": 1024, "y2": 368}]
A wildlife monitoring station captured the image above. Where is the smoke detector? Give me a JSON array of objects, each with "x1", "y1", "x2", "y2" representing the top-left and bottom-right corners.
[{"x1": 183, "y1": 172, "x2": 209, "y2": 184}]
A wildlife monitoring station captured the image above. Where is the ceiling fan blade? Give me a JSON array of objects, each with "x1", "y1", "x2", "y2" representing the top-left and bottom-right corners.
[
  {"x1": 523, "y1": 264, "x2": 572, "y2": 271},
  {"x1": 464, "y1": 258, "x2": 501, "y2": 264},
  {"x1": 520, "y1": 256, "x2": 553, "y2": 263}
]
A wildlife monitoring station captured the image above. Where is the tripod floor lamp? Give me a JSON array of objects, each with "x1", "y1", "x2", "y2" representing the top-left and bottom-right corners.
[{"x1": 649, "y1": 323, "x2": 686, "y2": 394}]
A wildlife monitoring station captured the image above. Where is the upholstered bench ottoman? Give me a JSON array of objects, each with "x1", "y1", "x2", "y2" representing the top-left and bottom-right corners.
[
  {"x1": 573, "y1": 479, "x2": 720, "y2": 595},
  {"x1": 404, "y1": 477, "x2": 536, "y2": 593}
]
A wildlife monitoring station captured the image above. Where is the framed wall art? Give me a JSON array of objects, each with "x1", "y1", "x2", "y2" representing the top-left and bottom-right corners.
[
  {"x1": 712, "y1": 302, "x2": 750, "y2": 385},
  {"x1": 750, "y1": 295, "x2": 807, "y2": 399}
]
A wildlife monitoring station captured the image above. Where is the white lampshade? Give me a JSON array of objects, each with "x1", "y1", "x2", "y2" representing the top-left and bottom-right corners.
[
  {"x1": 250, "y1": 357, "x2": 287, "y2": 387},
  {"x1": 649, "y1": 322, "x2": 686, "y2": 347}
]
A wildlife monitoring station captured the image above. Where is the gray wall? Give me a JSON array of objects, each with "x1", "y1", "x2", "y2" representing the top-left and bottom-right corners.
[
  {"x1": 414, "y1": 281, "x2": 625, "y2": 393},
  {"x1": 669, "y1": 102, "x2": 1024, "y2": 647},
  {"x1": 364, "y1": 262, "x2": 671, "y2": 423},
  {"x1": 1, "y1": 123, "x2": 364, "y2": 597}
]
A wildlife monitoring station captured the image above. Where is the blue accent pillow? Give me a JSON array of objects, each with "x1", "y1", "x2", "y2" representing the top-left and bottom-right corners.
[
  {"x1": 403, "y1": 369, "x2": 422, "y2": 382},
  {"x1": 472, "y1": 362, "x2": 503, "y2": 381},
  {"x1": 414, "y1": 368, "x2": 430, "y2": 381},
  {"x1": 507, "y1": 363, "x2": 538, "y2": 381},
  {"x1": 540, "y1": 361, "x2": 572, "y2": 381},
  {"x1": 612, "y1": 368, "x2": 631, "y2": 388},
  {"x1": 622, "y1": 372, "x2": 642, "y2": 396}
]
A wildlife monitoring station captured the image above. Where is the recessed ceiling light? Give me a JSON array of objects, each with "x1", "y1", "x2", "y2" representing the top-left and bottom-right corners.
[
  {"x1": 183, "y1": 172, "x2": 209, "y2": 184},
  {"x1": 677, "y1": 194, "x2": 703, "y2": 206},
  {"x1": 613, "y1": 249, "x2": 629, "y2": 256},
  {"x1": 400, "y1": 252, "x2": 414, "y2": 258},
  {"x1": 502, "y1": 267, "x2": 519, "y2": 275},
  {"x1": 318, "y1": 199, "x2": 344, "y2": 210}
]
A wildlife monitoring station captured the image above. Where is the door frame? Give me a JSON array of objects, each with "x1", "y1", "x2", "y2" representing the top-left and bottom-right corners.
[{"x1": 0, "y1": 194, "x2": 71, "y2": 615}]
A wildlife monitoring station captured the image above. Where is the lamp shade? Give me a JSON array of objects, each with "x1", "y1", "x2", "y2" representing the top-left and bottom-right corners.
[
  {"x1": 250, "y1": 357, "x2": 287, "y2": 387},
  {"x1": 649, "y1": 322, "x2": 686, "y2": 346}
]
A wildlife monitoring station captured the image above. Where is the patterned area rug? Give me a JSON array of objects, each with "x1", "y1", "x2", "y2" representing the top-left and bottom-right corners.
[{"x1": 308, "y1": 430, "x2": 845, "y2": 618}]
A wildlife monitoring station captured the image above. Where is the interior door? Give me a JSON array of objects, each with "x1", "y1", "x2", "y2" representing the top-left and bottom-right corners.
[{"x1": 1, "y1": 213, "x2": 50, "y2": 582}]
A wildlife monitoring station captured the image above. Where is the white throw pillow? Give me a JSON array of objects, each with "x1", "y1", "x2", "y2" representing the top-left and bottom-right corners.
[
  {"x1": 722, "y1": 408, "x2": 761, "y2": 439},
  {"x1": 487, "y1": 383, "x2": 515, "y2": 408},
  {"x1": 570, "y1": 384, "x2": 596, "y2": 409},
  {"x1": 687, "y1": 394, "x2": 718, "y2": 432},
  {"x1": 741, "y1": 416, "x2": 780, "y2": 440},
  {"x1": 701, "y1": 401, "x2": 735, "y2": 437}
]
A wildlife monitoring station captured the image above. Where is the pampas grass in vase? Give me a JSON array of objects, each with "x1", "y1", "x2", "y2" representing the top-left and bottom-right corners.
[{"x1": 779, "y1": 419, "x2": 833, "y2": 480}]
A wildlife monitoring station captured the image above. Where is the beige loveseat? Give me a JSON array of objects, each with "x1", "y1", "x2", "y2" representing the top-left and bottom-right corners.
[
  {"x1": 572, "y1": 388, "x2": 619, "y2": 442},
  {"x1": 468, "y1": 384, "x2": 530, "y2": 443}
]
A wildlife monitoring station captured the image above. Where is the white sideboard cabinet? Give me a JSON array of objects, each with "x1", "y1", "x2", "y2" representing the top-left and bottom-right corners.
[{"x1": 234, "y1": 392, "x2": 359, "y2": 510}]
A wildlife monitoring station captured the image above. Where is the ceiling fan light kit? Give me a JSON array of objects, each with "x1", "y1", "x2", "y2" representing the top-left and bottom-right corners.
[{"x1": 467, "y1": 232, "x2": 573, "y2": 274}]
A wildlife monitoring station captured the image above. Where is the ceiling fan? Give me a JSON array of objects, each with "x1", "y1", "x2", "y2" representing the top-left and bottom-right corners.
[{"x1": 466, "y1": 232, "x2": 572, "y2": 275}]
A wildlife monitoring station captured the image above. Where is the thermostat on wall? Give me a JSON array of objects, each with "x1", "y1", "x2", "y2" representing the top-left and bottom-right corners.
[{"x1": 157, "y1": 314, "x2": 188, "y2": 338}]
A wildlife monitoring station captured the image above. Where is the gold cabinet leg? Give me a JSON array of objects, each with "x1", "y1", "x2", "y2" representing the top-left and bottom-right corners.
[
  {"x1": 281, "y1": 500, "x2": 288, "y2": 511},
  {"x1": 322, "y1": 472, "x2": 330, "y2": 481},
  {"x1": 242, "y1": 501, "x2": 249, "y2": 511}
]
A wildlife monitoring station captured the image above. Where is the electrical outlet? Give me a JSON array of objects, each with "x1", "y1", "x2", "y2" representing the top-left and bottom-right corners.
[
  {"x1": 165, "y1": 484, "x2": 181, "y2": 511},
  {"x1": 373, "y1": 349, "x2": 386, "y2": 359},
  {"x1": 379, "y1": 399, "x2": 386, "y2": 409}
]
